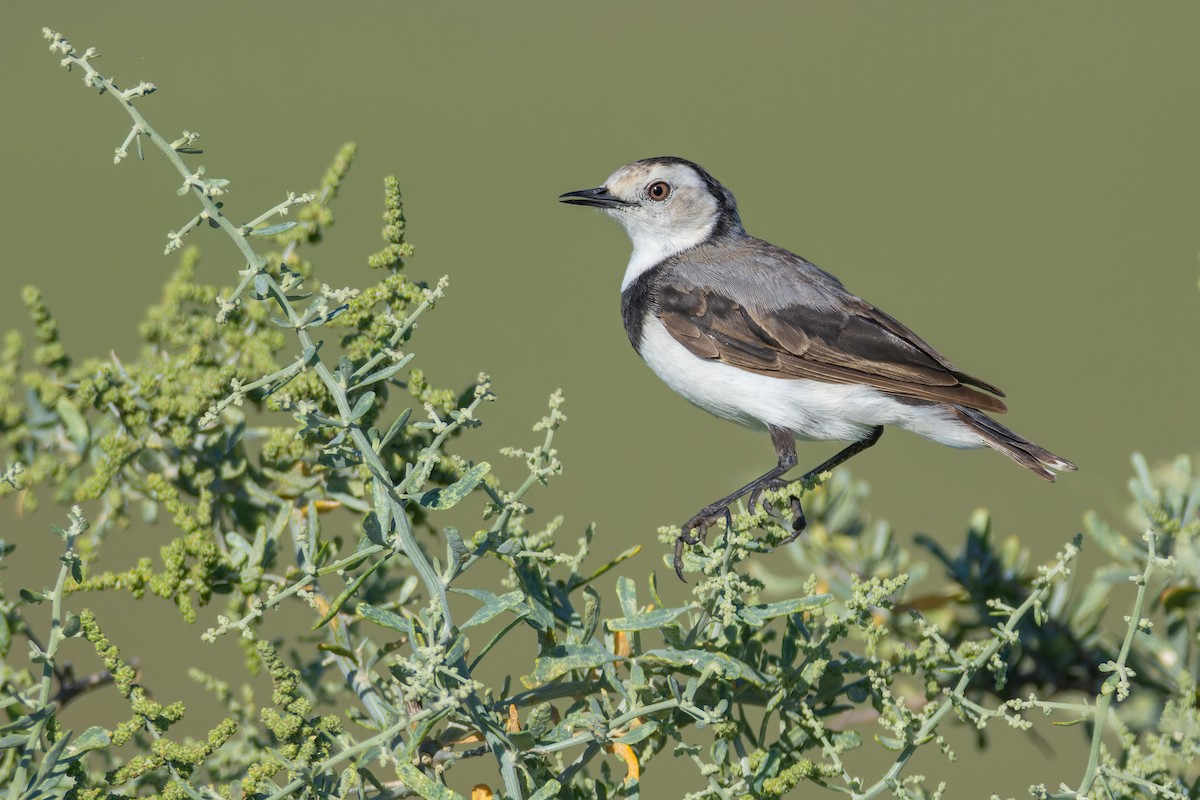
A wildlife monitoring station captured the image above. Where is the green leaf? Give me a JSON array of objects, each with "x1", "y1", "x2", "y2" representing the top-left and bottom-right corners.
[
  {"x1": 356, "y1": 602, "x2": 411, "y2": 636},
  {"x1": 349, "y1": 391, "x2": 376, "y2": 421},
  {"x1": 0, "y1": 708, "x2": 49, "y2": 738},
  {"x1": 350, "y1": 353, "x2": 414, "y2": 391},
  {"x1": 445, "y1": 633, "x2": 467, "y2": 666},
  {"x1": 607, "y1": 605, "x2": 693, "y2": 632},
  {"x1": 20, "y1": 589, "x2": 46, "y2": 604},
  {"x1": 66, "y1": 726, "x2": 111, "y2": 756},
  {"x1": 0, "y1": 733, "x2": 27, "y2": 749},
  {"x1": 832, "y1": 730, "x2": 862, "y2": 751},
  {"x1": 377, "y1": 407, "x2": 412, "y2": 452},
  {"x1": 874, "y1": 734, "x2": 906, "y2": 751},
  {"x1": 638, "y1": 648, "x2": 766, "y2": 687},
  {"x1": 523, "y1": 594, "x2": 555, "y2": 631},
  {"x1": 745, "y1": 594, "x2": 832, "y2": 622},
  {"x1": 527, "y1": 702, "x2": 554, "y2": 738},
  {"x1": 613, "y1": 719, "x2": 658, "y2": 744},
  {"x1": 249, "y1": 221, "x2": 299, "y2": 236},
  {"x1": 445, "y1": 526, "x2": 470, "y2": 565},
  {"x1": 521, "y1": 644, "x2": 619, "y2": 688},
  {"x1": 395, "y1": 764, "x2": 464, "y2": 800},
  {"x1": 417, "y1": 462, "x2": 490, "y2": 510},
  {"x1": 628, "y1": 659, "x2": 648, "y2": 691},
  {"x1": 36, "y1": 731, "x2": 72, "y2": 783},
  {"x1": 365, "y1": 480, "x2": 393, "y2": 547},
  {"x1": 1052, "y1": 716, "x2": 1092, "y2": 727},
  {"x1": 397, "y1": 575, "x2": 419, "y2": 604},
  {"x1": 528, "y1": 780, "x2": 562, "y2": 800},
  {"x1": 317, "y1": 643, "x2": 355, "y2": 659},
  {"x1": 453, "y1": 588, "x2": 527, "y2": 629},
  {"x1": 581, "y1": 585, "x2": 600, "y2": 642},
  {"x1": 616, "y1": 575, "x2": 638, "y2": 617}
]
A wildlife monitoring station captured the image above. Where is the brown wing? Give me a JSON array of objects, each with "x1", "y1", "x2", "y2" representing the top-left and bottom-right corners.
[{"x1": 658, "y1": 284, "x2": 1008, "y2": 414}]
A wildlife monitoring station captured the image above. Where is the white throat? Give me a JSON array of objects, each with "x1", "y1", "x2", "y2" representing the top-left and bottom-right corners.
[{"x1": 617, "y1": 212, "x2": 717, "y2": 291}]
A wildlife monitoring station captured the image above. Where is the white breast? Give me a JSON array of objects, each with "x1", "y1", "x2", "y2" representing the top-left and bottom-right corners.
[{"x1": 637, "y1": 317, "x2": 985, "y2": 449}]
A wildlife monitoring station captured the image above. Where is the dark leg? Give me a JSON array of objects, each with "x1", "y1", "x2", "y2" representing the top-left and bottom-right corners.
[
  {"x1": 758, "y1": 425, "x2": 884, "y2": 544},
  {"x1": 673, "y1": 425, "x2": 884, "y2": 580},
  {"x1": 675, "y1": 425, "x2": 796, "y2": 580}
]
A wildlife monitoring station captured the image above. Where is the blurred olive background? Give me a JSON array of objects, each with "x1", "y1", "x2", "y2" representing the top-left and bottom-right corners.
[{"x1": 4, "y1": 3, "x2": 1199, "y2": 797}]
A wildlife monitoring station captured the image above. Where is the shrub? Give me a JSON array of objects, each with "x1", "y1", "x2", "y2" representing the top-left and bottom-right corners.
[{"x1": 1, "y1": 29, "x2": 1197, "y2": 800}]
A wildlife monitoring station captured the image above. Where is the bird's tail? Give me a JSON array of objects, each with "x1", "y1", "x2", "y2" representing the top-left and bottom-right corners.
[{"x1": 950, "y1": 406, "x2": 1076, "y2": 482}]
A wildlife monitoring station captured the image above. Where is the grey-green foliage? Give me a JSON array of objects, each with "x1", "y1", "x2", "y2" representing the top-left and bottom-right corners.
[{"x1": 0, "y1": 27, "x2": 1197, "y2": 800}]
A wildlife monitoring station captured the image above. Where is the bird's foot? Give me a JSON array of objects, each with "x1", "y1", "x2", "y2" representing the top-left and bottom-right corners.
[
  {"x1": 674, "y1": 504, "x2": 734, "y2": 581},
  {"x1": 748, "y1": 480, "x2": 809, "y2": 543}
]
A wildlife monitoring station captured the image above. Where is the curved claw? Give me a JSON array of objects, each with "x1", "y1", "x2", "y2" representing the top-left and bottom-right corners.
[
  {"x1": 673, "y1": 506, "x2": 735, "y2": 581},
  {"x1": 747, "y1": 479, "x2": 785, "y2": 515},
  {"x1": 674, "y1": 519, "x2": 704, "y2": 581},
  {"x1": 779, "y1": 496, "x2": 808, "y2": 544},
  {"x1": 672, "y1": 538, "x2": 689, "y2": 582}
]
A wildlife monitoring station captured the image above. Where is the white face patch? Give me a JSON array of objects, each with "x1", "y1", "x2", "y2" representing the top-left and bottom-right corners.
[{"x1": 599, "y1": 161, "x2": 723, "y2": 290}]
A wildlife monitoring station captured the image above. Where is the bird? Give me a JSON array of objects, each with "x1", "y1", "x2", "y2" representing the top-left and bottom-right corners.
[{"x1": 559, "y1": 156, "x2": 1075, "y2": 580}]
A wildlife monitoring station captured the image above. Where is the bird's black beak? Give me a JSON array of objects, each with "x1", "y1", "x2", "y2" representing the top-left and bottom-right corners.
[{"x1": 558, "y1": 187, "x2": 630, "y2": 209}]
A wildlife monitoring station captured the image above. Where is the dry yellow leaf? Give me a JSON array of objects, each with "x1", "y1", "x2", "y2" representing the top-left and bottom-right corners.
[
  {"x1": 605, "y1": 742, "x2": 640, "y2": 784},
  {"x1": 613, "y1": 630, "x2": 631, "y2": 658},
  {"x1": 450, "y1": 731, "x2": 485, "y2": 745}
]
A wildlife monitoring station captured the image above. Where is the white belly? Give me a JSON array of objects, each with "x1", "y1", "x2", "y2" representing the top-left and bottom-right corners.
[{"x1": 638, "y1": 318, "x2": 984, "y2": 448}]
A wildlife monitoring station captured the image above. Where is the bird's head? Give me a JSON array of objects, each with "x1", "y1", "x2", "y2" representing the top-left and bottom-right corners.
[{"x1": 559, "y1": 157, "x2": 745, "y2": 275}]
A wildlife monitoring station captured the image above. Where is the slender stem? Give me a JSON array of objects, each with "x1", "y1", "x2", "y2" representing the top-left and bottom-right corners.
[
  {"x1": 488, "y1": 414, "x2": 560, "y2": 535},
  {"x1": 5, "y1": 525, "x2": 76, "y2": 800},
  {"x1": 349, "y1": 292, "x2": 440, "y2": 382},
  {"x1": 1064, "y1": 533, "x2": 1158, "y2": 799}
]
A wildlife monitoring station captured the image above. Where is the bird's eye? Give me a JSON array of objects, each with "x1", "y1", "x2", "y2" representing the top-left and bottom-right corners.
[{"x1": 646, "y1": 181, "x2": 671, "y2": 202}]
